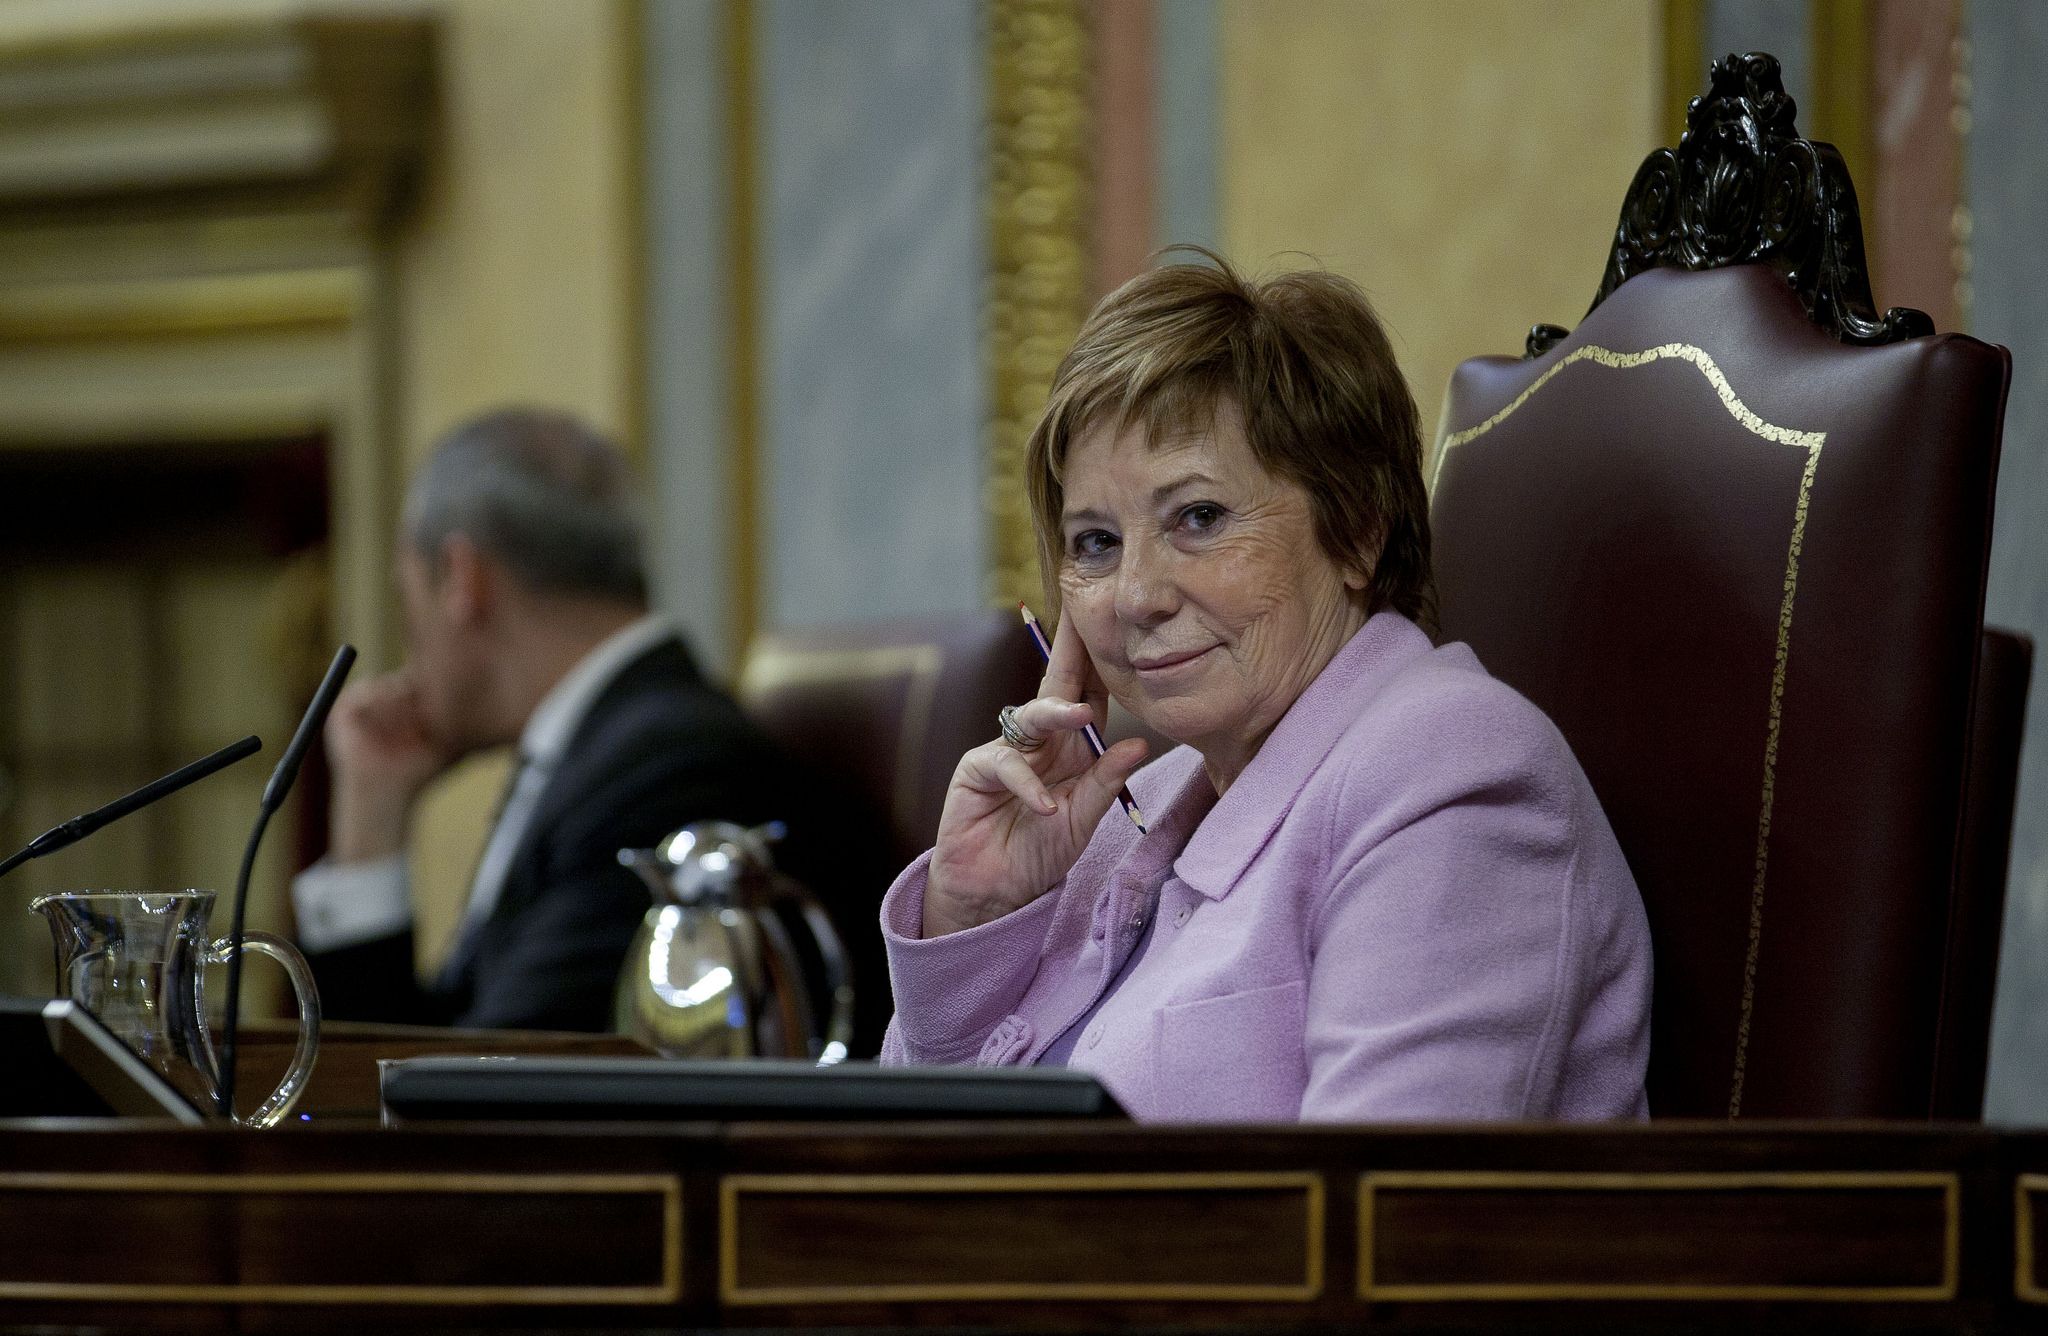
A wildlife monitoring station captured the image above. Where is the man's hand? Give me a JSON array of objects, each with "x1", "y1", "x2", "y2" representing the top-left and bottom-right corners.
[{"x1": 325, "y1": 671, "x2": 454, "y2": 864}]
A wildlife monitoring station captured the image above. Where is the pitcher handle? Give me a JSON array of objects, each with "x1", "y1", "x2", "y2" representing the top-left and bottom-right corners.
[{"x1": 206, "y1": 930, "x2": 322, "y2": 1128}]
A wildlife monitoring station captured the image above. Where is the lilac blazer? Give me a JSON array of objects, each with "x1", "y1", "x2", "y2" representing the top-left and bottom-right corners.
[{"x1": 878, "y1": 612, "x2": 1652, "y2": 1123}]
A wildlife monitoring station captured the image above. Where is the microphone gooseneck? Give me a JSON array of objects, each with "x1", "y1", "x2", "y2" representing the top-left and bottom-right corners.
[
  {"x1": 0, "y1": 735, "x2": 263, "y2": 881},
  {"x1": 217, "y1": 645, "x2": 355, "y2": 1120}
]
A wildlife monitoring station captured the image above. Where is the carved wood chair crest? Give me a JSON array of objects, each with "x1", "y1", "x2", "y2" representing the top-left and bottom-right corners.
[{"x1": 1526, "y1": 51, "x2": 1933, "y2": 358}]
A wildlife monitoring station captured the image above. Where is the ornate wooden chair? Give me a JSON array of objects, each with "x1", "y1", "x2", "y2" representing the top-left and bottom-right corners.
[{"x1": 1430, "y1": 53, "x2": 2030, "y2": 1118}]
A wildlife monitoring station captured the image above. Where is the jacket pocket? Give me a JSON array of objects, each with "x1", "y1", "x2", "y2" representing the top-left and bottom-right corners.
[{"x1": 1155, "y1": 979, "x2": 1308, "y2": 1121}]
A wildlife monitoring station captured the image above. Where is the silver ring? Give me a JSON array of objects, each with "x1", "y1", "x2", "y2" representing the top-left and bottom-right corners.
[{"x1": 998, "y1": 704, "x2": 1044, "y2": 752}]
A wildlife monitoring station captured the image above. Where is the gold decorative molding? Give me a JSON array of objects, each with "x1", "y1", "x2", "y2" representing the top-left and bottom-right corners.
[
  {"x1": 1436, "y1": 342, "x2": 1825, "y2": 1117},
  {"x1": 0, "y1": 266, "x2": 358, "y2": 343},
  {"x1": 985, "y1": 0, "x2": 1094, "y2": 611},
  {"x1": 1361, "y1": 1170, "x2": 1959, "y2": 1302},
  {"x1": 0, "y1": 10, "x2": 433, "y2": 221},
  {"x1": 1663, "y1": 0, "x2": 1707, "y2": 147},
  {"x1": 1810, "y1": 0, "x2": 1873, "y2": 193}
]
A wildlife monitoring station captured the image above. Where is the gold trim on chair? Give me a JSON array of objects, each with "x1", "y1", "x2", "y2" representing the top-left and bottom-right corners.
[
  {"x1": 1434, "y1": 342, "x2": 1826, "y2": 1116},
  {"x1": 1360, "y1": 1170, "x2": 1957, "y2": 1302},
  {"x1": 719, "y1": 1171, "x2": 1324, "y2": 1305},
  {"x1": 0, "y1": 1171, "x2": 683, "y2": 1305}
]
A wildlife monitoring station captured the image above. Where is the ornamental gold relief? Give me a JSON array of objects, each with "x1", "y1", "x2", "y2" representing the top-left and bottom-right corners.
[{"x1": 984, "y1": 0, "x2": 1093, "y2": 611}]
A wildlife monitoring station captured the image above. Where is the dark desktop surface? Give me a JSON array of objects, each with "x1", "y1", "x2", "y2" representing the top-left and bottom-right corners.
[{"x1": 378, "y1": 1055, "x2": 1128, "y2": 1122}]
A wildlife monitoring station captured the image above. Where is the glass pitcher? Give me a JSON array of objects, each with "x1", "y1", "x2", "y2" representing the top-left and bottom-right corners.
[{"x1": 30, "y1": 891, "x2": 320, "y2": 1127}]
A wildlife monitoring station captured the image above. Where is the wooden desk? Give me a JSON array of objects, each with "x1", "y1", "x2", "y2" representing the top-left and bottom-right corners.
[{"x1": 0, "y1": 1116, "x2": 2043, "y2": 1332}]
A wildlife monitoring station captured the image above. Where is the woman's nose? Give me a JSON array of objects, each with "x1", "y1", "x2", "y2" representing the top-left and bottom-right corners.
[{"x1": 1114, "y1": 542, "x2": 1180, "y2": 626}]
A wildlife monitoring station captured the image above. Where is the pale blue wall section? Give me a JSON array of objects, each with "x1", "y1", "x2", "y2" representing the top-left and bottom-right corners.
[
  {"x1": 643, "y1": 0, "x2": 738, "y2": 675},
  {"x1": 1969, "y1": 0, "x2": 2048, "y2": 1124},
  {"x1": 1702, "y1": 0, "x2": 1811, "y2": 113},
  {"x1": 1155, "y1": 0, "x2": 1218, "y2": 253},
  {"x1": 757, "y1": 0, "x2": 985, "y2": 628}
]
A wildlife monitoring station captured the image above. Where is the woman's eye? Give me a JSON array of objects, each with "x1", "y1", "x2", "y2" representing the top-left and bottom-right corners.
[
  {"x1": 1070, "y1": 530, "x2": 1118, "y2": 560},
  {"x1": 1179, "y1": 503, "x2": 1225, "y2": 533}
]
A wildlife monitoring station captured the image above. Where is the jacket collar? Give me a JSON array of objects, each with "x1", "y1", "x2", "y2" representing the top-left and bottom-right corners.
[
  {"x1": 1166, "y1": 612, "x2": 1433, "y2": 900},
  {"x1": 520, "y1": 613, "x2": 678, "y2": 770}
]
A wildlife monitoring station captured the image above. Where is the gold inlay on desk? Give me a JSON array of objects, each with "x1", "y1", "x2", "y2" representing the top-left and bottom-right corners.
[
  {"x1": 2018, "y1": 1173, "x2": 2048, "y2": 1304},
  {"x1": 0, "y1": 1171, "x2": 683, "y2": 1306}
]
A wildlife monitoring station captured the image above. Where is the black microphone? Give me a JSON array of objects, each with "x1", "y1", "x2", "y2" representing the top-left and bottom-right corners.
[
  {"x1": 217, "y1": 645, "x2": 355, "y2": 1119},
  {"x1": 0, "y1": 736, "x2": 263, "y2": 881}
]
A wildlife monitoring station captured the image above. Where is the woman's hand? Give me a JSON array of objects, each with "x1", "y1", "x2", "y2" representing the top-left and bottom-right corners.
[{"x1": 923, "y1": 614, "x2": 1149, "y2": 938}]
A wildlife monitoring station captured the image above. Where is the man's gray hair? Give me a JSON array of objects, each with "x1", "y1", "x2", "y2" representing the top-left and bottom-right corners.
[{"x1": 403, "y1": 408, "x2": 648, "y2": 604}]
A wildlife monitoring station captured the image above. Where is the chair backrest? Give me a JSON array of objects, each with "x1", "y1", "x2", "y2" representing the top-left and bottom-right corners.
[
  {"x1": 738, "y1": 610, "x2": 1044, "y2": 879},
  {"x1": 1430, "y1": 53, "x2": 2024, "y2": 1118}
]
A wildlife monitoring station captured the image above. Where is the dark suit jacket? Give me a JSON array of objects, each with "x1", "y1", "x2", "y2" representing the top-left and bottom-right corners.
[{"x1": 309, "y1": 638, "x2": 893, "y2": 1046}]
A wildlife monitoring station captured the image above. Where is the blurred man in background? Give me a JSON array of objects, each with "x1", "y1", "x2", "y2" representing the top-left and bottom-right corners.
[{"x1": 292, "y1": 408, "x2": 860, "y2": 1035}]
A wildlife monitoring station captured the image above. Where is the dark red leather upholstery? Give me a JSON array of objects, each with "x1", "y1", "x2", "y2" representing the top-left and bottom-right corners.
[
  {"x1": 1432, "y1": 263, "x2": 2017, "y2": 1118},
  {"x1": 738, "y1": 611, "x2": 1043, "y2": 880},
  {"x1": 1935, "y1": 625, "x2": 2032, "y2": 1116}
]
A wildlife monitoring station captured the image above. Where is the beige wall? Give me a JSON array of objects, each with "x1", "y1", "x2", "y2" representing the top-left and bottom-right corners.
[
  {"x1": 395, "y1": 0, "x2": 640, "y2": 466},
  {"x1": 1218, "y1": 0, "x2": 1660, "y2": 451}
]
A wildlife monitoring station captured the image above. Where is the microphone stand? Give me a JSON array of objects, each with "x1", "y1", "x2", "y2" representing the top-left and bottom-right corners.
[{"x1": 217, "y1": 646, "x2": 355, "y2": 1121}]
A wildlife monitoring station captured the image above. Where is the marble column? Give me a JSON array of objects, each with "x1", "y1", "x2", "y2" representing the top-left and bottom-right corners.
[{"x1": 1968, "y1": 0, "x2": 2048, "y2": 1124}]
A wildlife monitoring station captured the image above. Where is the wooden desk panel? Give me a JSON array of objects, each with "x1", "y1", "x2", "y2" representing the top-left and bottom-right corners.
[
  {"x1": 0, "y1": 1119, "x2": 2040, "y2": 1333},
  {"x1": 0, "y1": 1171, "x2": 680, "y2": 1305},
  {"x1": 1360, "y1": 1170, "x2": 1956, "y2": 1300},
  {"x1": 722, "y1": 1171, "x2": 1322, "y2": 1304}
]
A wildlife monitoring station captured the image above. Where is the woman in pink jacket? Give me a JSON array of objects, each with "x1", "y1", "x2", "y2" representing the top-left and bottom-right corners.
[{"x1": 880, "y1": 253, "x2": 1652, "y2": 1122}]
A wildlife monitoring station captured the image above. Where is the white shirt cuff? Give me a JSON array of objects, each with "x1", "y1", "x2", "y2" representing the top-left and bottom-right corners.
[{"x1": 291, "y1": 854, "x2": 412, "y2": 953}]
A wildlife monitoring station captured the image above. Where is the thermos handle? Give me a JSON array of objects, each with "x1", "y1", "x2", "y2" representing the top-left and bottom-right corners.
[
  {"x1": 753, "y1": 907, "x2": 819, "y2": 1058},
  {"x1": 777, "y1": 876, "x2": 854, "y2": 1065}
]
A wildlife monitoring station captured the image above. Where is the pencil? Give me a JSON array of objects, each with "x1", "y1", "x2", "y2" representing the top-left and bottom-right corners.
[{"x1": 1018, "y1": 603, "x2": 1148, "y2": 834}]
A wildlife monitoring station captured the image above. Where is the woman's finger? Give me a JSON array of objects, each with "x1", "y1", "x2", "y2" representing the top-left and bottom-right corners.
[
  {"x1": 987, "y1": 742, "x2": 1059, "y2": 814},
  {"x1": 1040, "y1": 611, "x2": 1113, "y2": 731},
  {"x1": 1065, "y1": 737, "x2": 1150, "y2": 827},
  {"x1": 1011, "y1": 695, "x2": 1094, "y2": 742},
  {"x1": 1038, "y1": 610, "x2": 1090, "y2": 702}
]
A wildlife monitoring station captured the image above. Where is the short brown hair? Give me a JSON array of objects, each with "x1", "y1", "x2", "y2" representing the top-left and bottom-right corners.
[{"x1": 1025, "y1": 250, "x2": 1435, "y2": 635}]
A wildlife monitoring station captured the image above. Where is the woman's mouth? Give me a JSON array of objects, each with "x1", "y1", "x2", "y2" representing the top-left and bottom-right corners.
[{"x1": 1131, "y1": 644, "x2": 1218, "y2": 674}]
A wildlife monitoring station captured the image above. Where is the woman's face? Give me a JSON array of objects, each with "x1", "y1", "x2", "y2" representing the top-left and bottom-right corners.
[{"x1": 1056, "y1": 405, "x2": 1370, "y2": 789}]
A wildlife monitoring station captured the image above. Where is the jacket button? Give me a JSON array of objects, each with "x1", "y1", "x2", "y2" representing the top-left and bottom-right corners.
[{"x1": 1174, "y1": 905, "x2": 1191, "y2": 926}]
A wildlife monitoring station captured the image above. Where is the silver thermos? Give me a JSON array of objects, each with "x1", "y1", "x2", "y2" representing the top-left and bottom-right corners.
[{"x1": 614, "y1": 821, "x2": 853, "y2": 1063}]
